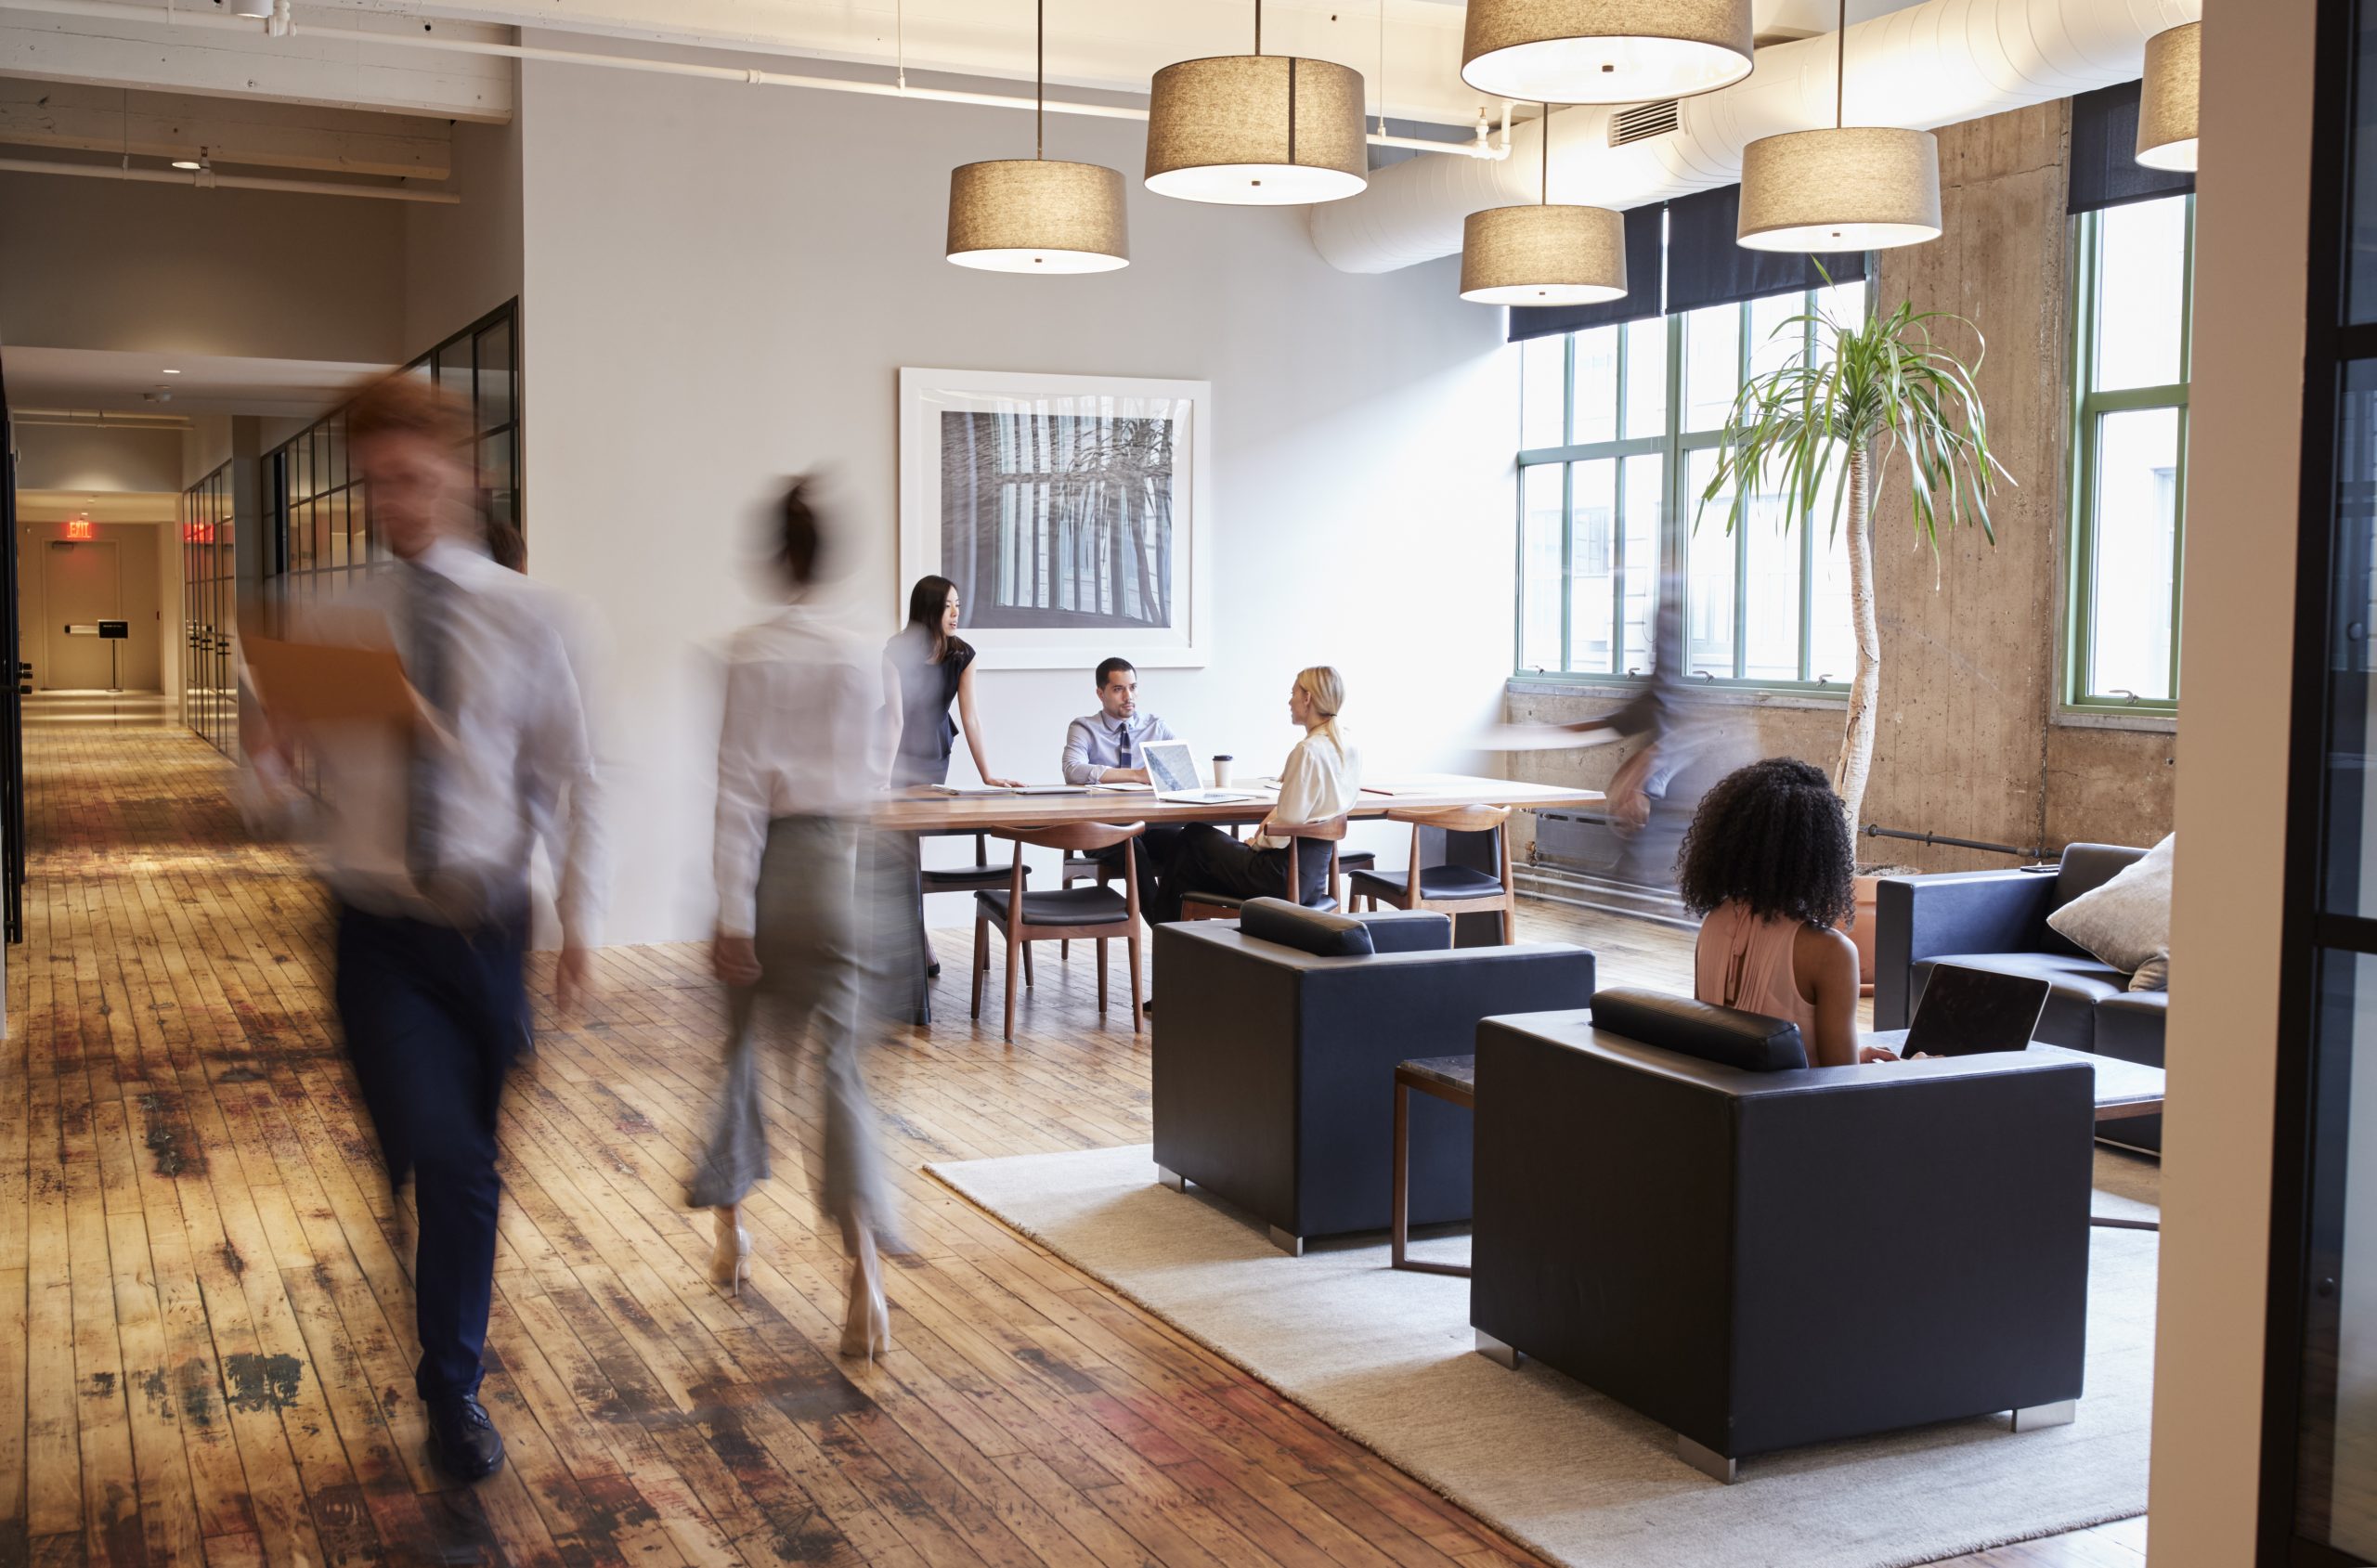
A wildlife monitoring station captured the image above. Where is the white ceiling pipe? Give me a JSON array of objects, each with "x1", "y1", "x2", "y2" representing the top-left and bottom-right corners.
[
  {"x1": 1309, "y1": 0, "x2": 2201, "y2": 275},
  {"x1": 0, "y1": 0, "x2": 1506, "y2": 158},
  {"x1": 0, "y1": 153, "x2": 460, "y2": 201}
]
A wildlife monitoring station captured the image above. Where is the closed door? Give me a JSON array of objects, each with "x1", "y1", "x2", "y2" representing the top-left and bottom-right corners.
[{"x1": 45, "y1": 541, "x2": 120, "y2": 690}]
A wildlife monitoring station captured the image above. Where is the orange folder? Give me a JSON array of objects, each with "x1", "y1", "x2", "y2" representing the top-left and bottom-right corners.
[{"x1": 243, "y1": 634, "x2": 422, "y2": 730}]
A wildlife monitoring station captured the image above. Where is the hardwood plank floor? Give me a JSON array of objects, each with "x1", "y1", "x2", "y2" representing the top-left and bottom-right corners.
[{"x1": 1, "y1": 694, "x2": 2143, "y2": 1566}]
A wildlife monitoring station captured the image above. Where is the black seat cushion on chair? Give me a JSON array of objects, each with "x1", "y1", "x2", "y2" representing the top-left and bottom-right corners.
[
  {"x1": 975, "y1": 886, "x2": 1132, "y2": 927},
  {"x1": 1347, "y1": 864, "x2": 1506, "y2": 901},
  {"x1": 1238, "y1": 898, "x2": 1378, "y2": 957},
  {"x1": 1590, "y1": 988, "x2": 1810, "y2": 1072},
  {"x1": 1337, "y1": 850, "x2": 1377, "y2": 872}
]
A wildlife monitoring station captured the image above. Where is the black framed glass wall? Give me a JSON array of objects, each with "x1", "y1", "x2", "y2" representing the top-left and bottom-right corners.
[
  {"x1": 2267, "y1": 0, "x2": 2377, "y2": 1560},
  {"x1": 2067, "y1": 193, "x2": 2194, "y2": 713},
  {"x1": 179, "y1": 462, "x2": 236, "y2": 758},
  {"x1": 265, "y1": 299, "x2": 520, "y2": 595},
  {"x1": 1516, "y1": 280, "x2": 1865, "y2": 690},
  {"x1": 417, "y1": 301, "x2": 519, "y2": 542}
]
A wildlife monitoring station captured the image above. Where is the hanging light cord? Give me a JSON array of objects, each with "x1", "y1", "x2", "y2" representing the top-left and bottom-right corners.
[
  {"x1": 1254, "y1": 0, "x2": 1262, "y2": 57},
  {"x1": 1835, "y1": 0, "x2": 1846, "y2": 129},
  {"x1": 897, "y1": 0, "x2": 905, "y2": 91},
  {"x1": 1035, "y1": 0, "x2": 1044, "y2": 158},
  {"x1": 1540, "y1": 102, "x2": 1549, "y2": 205},
  {"x1": 1376, "y1": 0, "x2": 1386, "y2": 136}
]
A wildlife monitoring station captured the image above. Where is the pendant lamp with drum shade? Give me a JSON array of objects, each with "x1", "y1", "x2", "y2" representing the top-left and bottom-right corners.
[
  {"x1": 2136, "y1": 20, "x2": 2200, "y2": 172},
  {"x1": 1461, "y1": 105, "x2": 1626, "y2": 305},
  {"x1": 947, "y1": 0, "x2": 1130, "y2": 272},
  {"x1": 1736, "y1": 0, "x2": 1940, "y2": 253},
  {"x1": 1144, "y1": 0, "x2": 1368, "y2": 205},
  {"x1": 1460, "y1": 0, "x2": 1754, "y2": 106}
]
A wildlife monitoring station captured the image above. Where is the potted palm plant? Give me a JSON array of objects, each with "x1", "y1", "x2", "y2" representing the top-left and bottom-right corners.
[{"x1": 1699, "y1": 288, "x2": 2008, "y2": 978}]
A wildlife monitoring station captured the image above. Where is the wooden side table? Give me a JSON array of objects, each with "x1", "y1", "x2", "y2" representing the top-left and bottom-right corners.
[{"x1": 1392, "y1": 1055, "x2": 1476, "y2": 1276}]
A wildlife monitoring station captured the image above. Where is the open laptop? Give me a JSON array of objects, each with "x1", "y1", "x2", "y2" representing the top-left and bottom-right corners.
[
  {"x1": 1142, "y1": 739, "x2": 1265, "y2": 804},
  {"x1": 1903, "y1": 964, "x2": 2054, "y2": 1057}
]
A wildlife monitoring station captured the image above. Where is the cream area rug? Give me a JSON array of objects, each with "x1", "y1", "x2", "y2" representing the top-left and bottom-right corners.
[{"x1": 927, "y1": 1144, "x2": 2162, "y2": 1568}]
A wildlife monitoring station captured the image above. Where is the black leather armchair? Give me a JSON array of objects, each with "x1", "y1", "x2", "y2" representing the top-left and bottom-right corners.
[
  {"x1": 1470, "y1": 997, "x2": 2096, "y2": 1481},
  {"x1": 1874, "y1": 843, "x2": 2163, "y2": 1150},
  {"x1": 1150, "y1": 901, "x2": 1596, "y2": 1253}
]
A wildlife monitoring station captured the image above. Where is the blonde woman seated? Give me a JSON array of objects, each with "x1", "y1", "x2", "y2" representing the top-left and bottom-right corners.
[
  {"x1": 1150, "y1": 667, "x2": 1358, "y2": 925},
  {"x1": 1677, "y1": 758, "x2": 1910, "y2": 1067}
]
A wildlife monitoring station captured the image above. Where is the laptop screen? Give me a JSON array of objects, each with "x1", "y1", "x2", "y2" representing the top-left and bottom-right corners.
[
  {"x1": 1903, "y1": 964, "x2": 2053, "y2": 1057},
  {"x1": 1142, "y1": 740, "x2": 1200, "y2": 793}
]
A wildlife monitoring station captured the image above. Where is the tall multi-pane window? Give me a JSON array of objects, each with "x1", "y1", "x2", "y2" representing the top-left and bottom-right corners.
[
  {"x1": 2067, "y1": 193, "x2": 2192, "y2": 710},
  {"x1": 1516, "y1": 281, "x2": 1864, "y2": 689}
]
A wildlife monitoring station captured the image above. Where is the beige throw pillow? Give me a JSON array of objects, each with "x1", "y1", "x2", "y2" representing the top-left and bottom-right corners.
[{"x1": 2046, "y1": 835, "x2": 2174, "y2": 991}]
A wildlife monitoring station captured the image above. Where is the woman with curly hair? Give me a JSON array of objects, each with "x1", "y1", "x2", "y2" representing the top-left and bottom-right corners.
[{"x1": 1676, "y1": 758, "x2": 1901, "y2": 1067}]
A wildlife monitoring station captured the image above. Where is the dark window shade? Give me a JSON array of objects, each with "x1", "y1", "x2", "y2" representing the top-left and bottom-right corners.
[
  {"x1": 1507, "y1": 201, "x2": 1667, "y2": 342},
  {"x1": 2071, "y1": 81, "x2": 2193, "y2": 213},
  {"x1": 1665, "y1": 184, "x2": 1866, "y2": 315}
]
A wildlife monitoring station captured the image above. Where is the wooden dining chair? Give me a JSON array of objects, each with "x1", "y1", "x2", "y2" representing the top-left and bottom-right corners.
[
  {"x1": 1344, "y1": 804, "x2": 1517, "y2": 942},
  {"x1": 1180, "y1": 814, "x2": 1352, "y2": 921},
  {"x1": 973, "y1": 823, "x2": 1147, "y2": 1043},
  {"x1": 922, "y1": 829, "x2": 1032, "y2": 984}
]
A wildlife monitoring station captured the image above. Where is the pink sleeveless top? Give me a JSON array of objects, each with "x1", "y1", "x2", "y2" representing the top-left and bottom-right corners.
[{"x1": 1695, "y1": 901, "x2": 1819, "y2": 1039}]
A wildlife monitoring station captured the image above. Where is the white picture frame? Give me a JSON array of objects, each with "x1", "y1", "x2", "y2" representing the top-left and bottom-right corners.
[{"x1": 899, "y1": 366, "x2": 1213, "y2": 668}]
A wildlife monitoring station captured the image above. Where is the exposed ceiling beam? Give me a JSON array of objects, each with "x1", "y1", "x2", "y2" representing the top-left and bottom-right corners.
[
  {"x1": 283, "y1": 0, "x2": 1486, "y2": 127},
  {"x1": 0, "y1": 77, "x2": 452, "y2": 176},
  {"x1": 0, "y1": 2, "x2": 512, "y2": 122}
]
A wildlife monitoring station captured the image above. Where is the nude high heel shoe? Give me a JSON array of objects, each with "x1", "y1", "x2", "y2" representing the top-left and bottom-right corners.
[
  {"x1": 710, "y1": 1205, "x2": 751, "y2": 1297},
  {"x1": 839, "y1": 1232, "x2": 890, "y2": 1362}
]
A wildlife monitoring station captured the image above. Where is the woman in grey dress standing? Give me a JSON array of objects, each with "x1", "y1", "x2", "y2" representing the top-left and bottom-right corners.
[{"x1": 691, "y1": 478, "x2": 899, "y2": 1360}]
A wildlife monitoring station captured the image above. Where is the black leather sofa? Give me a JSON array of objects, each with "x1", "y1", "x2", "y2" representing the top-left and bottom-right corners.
[
  {"x1": 1150, "y1": 900, "x2": 1596, "y2": 1253},
  {"x1": 1875, "y1": 843, "x2": 2164, "y2": 1151},
  {"x1": 1471, "y1": 991, "x2": 2096, "y2": 1481}
]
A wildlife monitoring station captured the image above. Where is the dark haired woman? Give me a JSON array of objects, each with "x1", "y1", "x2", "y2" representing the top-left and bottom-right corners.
[
  {"x1": 693, "y1": 477, "x2": 901, "y2": 1359},
  {"x1": 1676, "y1": 758, "x2": 1900, "y2": 1068},
  {"x1": 884, "y1": 575, "x2": 1020, "y2": 789}
]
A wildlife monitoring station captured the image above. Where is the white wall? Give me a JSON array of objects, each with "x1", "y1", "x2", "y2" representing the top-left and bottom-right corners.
[
  {"x1": 516, "y1": 49, "x2": 1518, "y2": 946},
  {"x1": 2146, "y1": 0, "x2": 2317, "y2": 1557},
  {"x1": 14, "y1": 421, "x2": 182, "y2": 493},
  {"x1": 0, "y1": 173, "x2": 406, "y2": 362},
  {"x1": 404, "y1": 115, "x2": 523, "y2": 354}
]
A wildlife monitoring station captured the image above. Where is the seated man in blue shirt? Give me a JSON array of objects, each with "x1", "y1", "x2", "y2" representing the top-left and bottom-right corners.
[{"x1": 1060, "y1": 657, "x2": 1185, "y2": 901}]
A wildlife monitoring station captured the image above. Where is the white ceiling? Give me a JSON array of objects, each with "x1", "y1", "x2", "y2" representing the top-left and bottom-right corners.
[
  {"x1": 32, "y1": 0, "x2": 1937, "y2": 130},
  {"x1": 5, "y1": 346, "x2": 387, "y2": 418}
]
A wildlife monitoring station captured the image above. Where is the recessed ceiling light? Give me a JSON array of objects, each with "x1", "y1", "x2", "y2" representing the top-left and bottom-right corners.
[
  {"x1": 171, "y1": 159, "x2": 202, "y2": 171},
  {"x1": 161, "y1": 368, "x2": 181, "y2": 375}
]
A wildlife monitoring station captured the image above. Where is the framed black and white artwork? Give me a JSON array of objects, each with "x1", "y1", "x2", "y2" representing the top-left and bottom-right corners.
[{"x1": 898, "y1": 367, "x2": 1212, "y2": 667}]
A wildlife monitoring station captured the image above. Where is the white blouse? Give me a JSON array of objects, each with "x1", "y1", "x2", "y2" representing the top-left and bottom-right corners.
[{"x1": 1252, "y1": 727, "x2": 1360, "y2": 849}]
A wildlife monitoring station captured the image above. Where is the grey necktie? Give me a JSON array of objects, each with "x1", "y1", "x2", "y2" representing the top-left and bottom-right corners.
[{"x1": 405, "y1": 564, "x2": 453, "y2": 889}]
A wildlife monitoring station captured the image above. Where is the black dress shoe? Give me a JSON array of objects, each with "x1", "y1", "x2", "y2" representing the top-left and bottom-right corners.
[
  {"x1": 928, "y1": 960, "x2": 942, "y2": 978},
  {"x1": 425, "y1": 1393, "x2": 506, "y2": 1483}
]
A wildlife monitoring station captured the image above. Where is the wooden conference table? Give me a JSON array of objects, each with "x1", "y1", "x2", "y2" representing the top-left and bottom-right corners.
[
  {"x1": 876, "y1": 771, "x2": 1604, "y2": 834},
  {"x1": 877, "y1": 772, "x2": 1605, "y2": 1024}
]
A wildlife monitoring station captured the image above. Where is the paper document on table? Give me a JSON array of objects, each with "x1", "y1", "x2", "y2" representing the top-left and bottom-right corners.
[{"x1": 244, "y1": 634, "x2": 420, "y2": 730}]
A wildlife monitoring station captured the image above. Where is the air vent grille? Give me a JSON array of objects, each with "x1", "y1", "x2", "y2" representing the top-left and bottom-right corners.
[{"x1": 1609, "y1": 100, "x2": 1681, "y2": 147}]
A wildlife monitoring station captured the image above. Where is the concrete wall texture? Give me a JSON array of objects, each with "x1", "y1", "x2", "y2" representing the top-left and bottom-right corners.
[{"x1": 1505, "y1": 98, "x2": 2178, "y2": 873}]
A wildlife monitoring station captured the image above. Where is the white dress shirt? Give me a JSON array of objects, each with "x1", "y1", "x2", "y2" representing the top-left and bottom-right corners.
[
  {"x1": 301, "y1": 538, "x2": 608, "y2": 945},
  {"x1": 1060, "y1": 709, "x2": 1176, "y2": 784},
  {"x1": 713, "y1": 599, "x2": 884, "y2": 939},
  {"x1": 1252, "y1": 726, "x2": 1360, "y2": 849}
]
